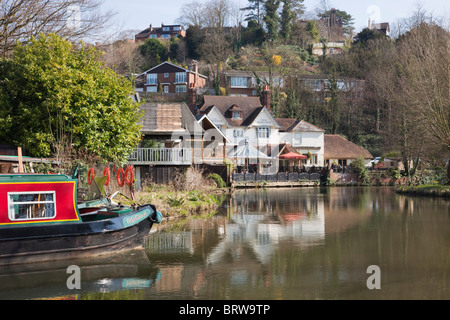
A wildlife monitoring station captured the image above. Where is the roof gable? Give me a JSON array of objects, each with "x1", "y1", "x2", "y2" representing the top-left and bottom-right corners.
[
  {"x1": 205, "y1": 106, "x2": 230, "y2": 127},
  {"x1": 145, "y1": 61, "x2": 188, "y2": 74},
  {"x1": 245, "y1": 107, "x2": 280, "y2": 128},
  {"x1": 200, "y1": 96, "x2": 270, "y2": 127}
]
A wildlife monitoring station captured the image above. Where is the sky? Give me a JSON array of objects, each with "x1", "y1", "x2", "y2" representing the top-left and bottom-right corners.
[{"x1": 101, "y1": 0, "x2": 450, "y2": 37}]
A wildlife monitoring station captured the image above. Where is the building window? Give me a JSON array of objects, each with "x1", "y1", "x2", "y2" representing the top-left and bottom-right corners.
[
  {"x1": 175, "y1": 72, "x2": 187, "y2": 83},
  {"x1": 147, "y1": 86, "x2": 157, "y2": 93},
  {"x1": 162, "y1": 34, "x2": 171, "y2": 39},
  {"x1": 233, "y1": 129, "x2": 244, "y2": 138},
  {"x1": 173, "y1": 26, "x2": 181, "y2": 31},
  {"x1": 257, "y1": 127, "x2": 270, "y2": 139},
  {"x1": 293, "y1": 133, "x2": 302, "y2": 146},
  {"x1": 8, "y1": 192, "x2": 56, "y2": 221},
  {"x1": 162, "y1": 27, "x2": 170, "y2": 32},
  {"x1": 164, "y1": 73, "x2": 169, "y2": 78},
  {"x1": 230, "y1": 76, "x2": 248, "y2": 88},
  {"x1": 164, "y1": 86, "x2": 169, "y2": 94},
  {"x1": 147, "y1": 73, "x2": 157, "y2": 85},
  {"x1": 176, "y1": 85, "x2": 187, "y2": 93},
  {"x1": 305, "y1": 80, "x2": 321, "y2": 91},
  {"x1": 232, "y1": 111, "x2": 241, "y2": 119},
  {"x1": 149, "y1": 34, "x2": 157, "y2": 39}
]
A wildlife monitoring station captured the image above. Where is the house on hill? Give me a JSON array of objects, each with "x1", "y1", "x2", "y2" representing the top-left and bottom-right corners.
[
  {"x1": 135, "y1": 24, "x2": 186, "y2": 42},
  {"x1": 324, "y1": 134, "x2": 373, "y2": 168},
  {"x1": 135, "y1": 61, "x2": 207, "y2": 95}
]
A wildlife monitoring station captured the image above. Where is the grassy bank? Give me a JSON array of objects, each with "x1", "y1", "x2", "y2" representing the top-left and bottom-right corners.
[
  {"x1": 396, "y1": 184, "x2": 450, "y2": 198},
  {"x1": 133, "y1": 184, "x2": 229, "y2": 219}
]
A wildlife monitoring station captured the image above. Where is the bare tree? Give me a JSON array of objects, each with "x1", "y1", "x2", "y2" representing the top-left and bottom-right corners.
[
  {"x1": 99, "y1": 39, "x2": 145, "y2": 76},
  {"x1": 0, "y1": 0, "x2": 115, "y2": 57},
  {"x1": 176, "y1": 1, "x2": 206, "y2": 28},
  {"x1": 204, "y1": 0, "x2": 232, "y2": 29}
]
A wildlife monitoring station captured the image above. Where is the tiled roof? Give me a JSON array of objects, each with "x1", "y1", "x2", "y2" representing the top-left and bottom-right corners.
[
  {"x1": 200, "y1": 96, "x2": 263, "y2": 126},
  {"x1": 140, "y1": 103, "x2": 185, "y2": 134},
  {"x1": 324, "y1": 135, "x2": 373, "y2": 159}
]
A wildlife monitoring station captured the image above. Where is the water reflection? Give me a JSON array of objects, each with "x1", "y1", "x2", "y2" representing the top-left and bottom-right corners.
[
  {"x1": 144, "y1": 187, "x2": 450, "y2": 300},
  {"x1": 0, "y1": 250, "x2": 161, "y2": 300},
  {"x1": 0, "y1": 187, "x2": 448, "y2": 300}
]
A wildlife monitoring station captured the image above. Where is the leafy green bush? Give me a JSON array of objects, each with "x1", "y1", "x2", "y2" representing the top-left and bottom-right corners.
[{"x1": 208, "y1": 173, "x2": 226, "y2": 188}]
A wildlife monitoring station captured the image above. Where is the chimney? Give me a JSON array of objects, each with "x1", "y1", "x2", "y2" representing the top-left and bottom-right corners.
[
  {"x1": 330, "y1": 8, "x2": 337, "y2": 26},
  {"x1": 188, "y1": 83, "x2": 197, "y2": 115},
  {"x1": 150, "y1": 24, "x2": 153, "y2": 31},
  {"x1": 368, "y1": 18, "x2": 372, "y2": 29},
  {"x1": 261, "y1": 85, "x2": 271, "y2": 112},
  {"x1": 191, "y1": 60, "x2": 198, "y2": 88}
]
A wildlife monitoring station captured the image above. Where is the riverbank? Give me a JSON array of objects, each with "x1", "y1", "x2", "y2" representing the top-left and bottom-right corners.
[
  {"x1": 396, "y1": 184, "x2": 450, "y2": 198},
  {"x1": 134, "y1": 185, "x2": 229, "y2": 220}
]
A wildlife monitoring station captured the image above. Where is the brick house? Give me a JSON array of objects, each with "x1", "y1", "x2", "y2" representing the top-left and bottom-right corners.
[
  {"x1": 135, "y1": 61, "x2": 207, "y2": 95},
  {"x1": 135, "y1": 24, "x2": 186, "y2": 42}
]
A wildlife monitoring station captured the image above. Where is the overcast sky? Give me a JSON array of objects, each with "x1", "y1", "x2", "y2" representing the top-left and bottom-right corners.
[{"x1": 101, "y1": 0, "x2": 450, "y2": 36}]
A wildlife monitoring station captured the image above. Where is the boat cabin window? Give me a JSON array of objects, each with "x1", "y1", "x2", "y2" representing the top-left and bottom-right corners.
[{"x1": 8, "y1": 192, "x2": 56, "y2": 221}]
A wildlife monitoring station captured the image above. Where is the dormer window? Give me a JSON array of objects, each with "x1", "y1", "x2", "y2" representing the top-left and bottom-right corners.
[{"x1": 232, "y1": 111, "x2": 241, "y2": 119}]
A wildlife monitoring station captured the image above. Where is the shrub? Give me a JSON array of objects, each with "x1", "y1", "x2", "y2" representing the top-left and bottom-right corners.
[{"x1": 208, "y1": 173, "x2": 226, "y2": 188}]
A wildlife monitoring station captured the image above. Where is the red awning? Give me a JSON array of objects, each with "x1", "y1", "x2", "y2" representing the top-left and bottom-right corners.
[{"x1": 279, "y1": 152, "x2": 307, "y2": 160}]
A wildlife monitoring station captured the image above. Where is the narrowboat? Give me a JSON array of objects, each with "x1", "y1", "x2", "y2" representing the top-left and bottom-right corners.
[{"x1": 0, "y1": 173, "x2": 162, "y2": 266}]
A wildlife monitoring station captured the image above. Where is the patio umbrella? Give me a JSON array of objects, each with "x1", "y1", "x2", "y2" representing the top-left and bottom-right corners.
[
  {"x1": 230, "y1": 144, "x2": 271, "y2": 159},
  {"x1": 279, "y1": 152, "x2": 307, "y2": 160}
]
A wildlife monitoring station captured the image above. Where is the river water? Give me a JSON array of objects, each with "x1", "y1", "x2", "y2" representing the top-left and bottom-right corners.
[{"x1": 1, "y1": 187, "x2": 449, "y2": 300}]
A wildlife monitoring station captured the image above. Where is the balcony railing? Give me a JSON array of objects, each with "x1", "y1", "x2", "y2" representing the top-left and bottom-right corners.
[{"x1": 128, "y1": 148, "x2": 193, "y2": 165}]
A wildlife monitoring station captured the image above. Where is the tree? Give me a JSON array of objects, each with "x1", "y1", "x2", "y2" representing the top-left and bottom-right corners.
[
  {"x1": 0, "y1": 33, "x2": 143, "y2": 164},
  {"x1": 0, "y1": 0, "x2": 115, "y2": 57},
  {"x1": 99, "y1": 39, "x2": 145, "y2": 76},
  {"x1": 241, "y1": 0, "x2": 265, "y2": 26},
  {"x1": 280, "y1": 0, "x2": 294, "y2": 42},
  {"x1": 392, "y1": 22, "x2": 450, "y2": 181},
  {"x1": 263, "y1": 0, "x2": 281, "y2": 42},
  {"x1": 318, "y1": 9, "x2": 355, "y2": 36},
  {"x1": 280, "y1": 0, "x2": 304, "y2": 43},
  {"x1": 139, "y1": 38, "x2": 168, "y2": 69},
  {"x1": 354, "y1": 28, "x2": 387, "y2": 47},
  {"x1": 176, "y1": 1, "x2": 206, "y2": 28},
  {"x1": 185, "y1": 25, "x2": 205, "y2": 60}
]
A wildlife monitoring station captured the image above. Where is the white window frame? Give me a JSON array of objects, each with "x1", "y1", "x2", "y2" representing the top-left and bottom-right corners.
[
  {"x1": 232, "y1": 111, "x2": 241, "y2": 120},
  {"x1": 175, "y1": 72, "x2": 187, "y2": 83},
  {"x1": 305, "y1": 80, "x2": 321, "y2": 91},
  {"x1": 147, "y1": 86, "x2": 157, "y2": 93},
  {"x1": 293, "y1": 133, "x2": 302, "y2": 146},
  {"x1": 257, "y1": 127, "x2": 270, "y2": 139},
  {"x1": 233, "y1": 129, "x2": 244, "y2": 138},
  {"x1": 8, "y1": 191, "x2": 56, "y2": 221},
  {"x1": 162, "y1": 27, "x2": 170, "y2": 32},
  {"x1": 163, "y1": 86, "x2": 169, "y2": 94},
  {"x1": 162, "y1": 34, "x2": 171, "y2": 39},
  {"x1": 147, "y1": 73, "x2": 157, "y2": 85},
  {"x1": 230, "y1": 76, "x2": 248, "y2": 88}
]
